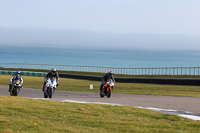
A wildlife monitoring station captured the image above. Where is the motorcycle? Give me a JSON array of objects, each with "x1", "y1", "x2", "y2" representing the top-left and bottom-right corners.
[
  {"x1": 100, "y1": 79, "x2": 115, "y2": 98},
  {"x1": 43, "y1": 77, "x2": 57, "y2": 98},
  {"x1": 10, "y1": 76, "x2": 22, "y2": 96}
]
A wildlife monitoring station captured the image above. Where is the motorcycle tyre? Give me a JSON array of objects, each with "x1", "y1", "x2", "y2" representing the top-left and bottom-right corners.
[
  {"x1": 13, "y1": 87, "x2": 18, "y2": 96},
  {"x1": 107, "y1": 89, "x2": 111, "y2": 98},
  {"x1": 49, "y1": 88, "x2": 53, "y2": 98}
]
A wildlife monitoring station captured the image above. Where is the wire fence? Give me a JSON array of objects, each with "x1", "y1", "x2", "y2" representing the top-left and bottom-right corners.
[{"x1": 0, "y1": 63, "x2": 200, "y2": 75}]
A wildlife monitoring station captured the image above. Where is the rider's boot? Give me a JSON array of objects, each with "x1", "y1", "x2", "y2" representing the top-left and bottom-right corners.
[
  {"x1": 100, "y1": 85, "x2": 103, "y2": 94},
  {"x1": 8, "y1": 85, "x2": 12, "y2": 92},
  {"x1": 42, "y1": 85, "x2": 45, "y2": 91},
  {"x1": 101, "y1": 86, "x2": 106, "y2": 94},
  {"x1": 53, "y1": 88, "x2": 56, "y2": 94}
]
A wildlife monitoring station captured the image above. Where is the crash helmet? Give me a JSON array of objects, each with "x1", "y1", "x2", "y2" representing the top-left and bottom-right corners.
[
  {"x1": 107, "y1": 70, "x2": 112, "y2": 76},
  {"x1": 51, "y1": 68, "x2": 56, "y2": 73},
  {"x1": 16, "y1": 70, "x2": 21, "y2": 74}
]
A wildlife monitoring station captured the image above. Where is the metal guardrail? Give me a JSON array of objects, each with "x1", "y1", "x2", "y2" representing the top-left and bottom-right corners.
[
  {"x1": 0, "y1": 63, "x2": 200, "y2": 75},
  {"x1": 59, "y1": 73, "x2": 200, "y2": 85}
]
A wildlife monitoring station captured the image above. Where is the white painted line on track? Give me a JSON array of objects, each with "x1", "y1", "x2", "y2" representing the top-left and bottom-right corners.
[
  {"x1": 137, "y1": 106, "x2": 200, "y2": 121},
  {"x1": 31, "y1": 98, "x2": 200, "y2": 121},
  {"x1": 178, "y1": 114, "x2": 200, "y2": 121}
]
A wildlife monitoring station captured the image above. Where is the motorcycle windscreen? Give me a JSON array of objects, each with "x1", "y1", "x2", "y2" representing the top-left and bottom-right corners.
[{"x1": 107, "y1": 79, "x2": 114, "y2": 84}]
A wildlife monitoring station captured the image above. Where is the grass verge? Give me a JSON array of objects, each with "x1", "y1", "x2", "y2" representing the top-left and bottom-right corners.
[
  {"x1": 1, "y1": 75, "x2": 200, "y2": 97},
  {"x1": 0, "y1": 96, "x2": 200, "y2": 133}
]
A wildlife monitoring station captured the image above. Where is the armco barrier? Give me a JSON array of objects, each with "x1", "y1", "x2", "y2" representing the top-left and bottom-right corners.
[
  {"x1": 59, "y1": 73, "x2": 200, "y2": 86},
  {"x1": 0, "y1": 70, "x2": 47, "y2": 77},
  {"x1": 59, "y1": 73, "x2": 102, "y2": 81},
  {"x1": 1, "y1": 71, "x2": 200, "y2": 86}
]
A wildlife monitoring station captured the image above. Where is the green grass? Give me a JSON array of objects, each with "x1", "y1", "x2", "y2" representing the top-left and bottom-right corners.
[
  {"x1": 1, "y1": 75, "x2": 200, "y2": 97},
  {"x1": 1, "y1": 68, "x2": 200, "y2": 78},
  {"x1": 0, "y1": 96, "x2": 200, "y2": 133}
]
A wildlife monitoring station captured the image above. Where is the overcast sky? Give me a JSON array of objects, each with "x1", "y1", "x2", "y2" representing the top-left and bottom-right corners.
[{"x1": 0, "y1": 0, "x2": 200, "y2": 50}]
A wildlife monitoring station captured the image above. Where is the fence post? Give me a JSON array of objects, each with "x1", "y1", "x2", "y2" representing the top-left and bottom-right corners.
[
  {"x1": 181, "y1": 67, "x2": 183, "y2": 75},
  {"x1": 177, "y1": 67, "x2": 179, "y2": 75},
  {"x1": 185, "y1": 67, "x2": 187, "y2": 75}
]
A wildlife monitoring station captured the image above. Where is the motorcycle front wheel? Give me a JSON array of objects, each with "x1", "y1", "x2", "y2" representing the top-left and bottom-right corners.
[
  {"x1": 107, "y1": 89, "x2": 111, "y2": 98},
  {"x1": 11, "y1": 87, "x2": 18, "y2": 96},
  {"x1": 49, "y1": 88, "x2": 53, "y2": 98}
]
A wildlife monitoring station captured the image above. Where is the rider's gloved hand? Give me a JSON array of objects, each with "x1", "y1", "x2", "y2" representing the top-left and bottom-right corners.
[{"x1": 56, "y1": 82, "x2": 59, "y2": 86}]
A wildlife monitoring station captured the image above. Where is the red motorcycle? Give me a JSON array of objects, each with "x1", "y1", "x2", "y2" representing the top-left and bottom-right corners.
[{"x1": 100, "y1": 79, "x2": 115, "y2": 98}]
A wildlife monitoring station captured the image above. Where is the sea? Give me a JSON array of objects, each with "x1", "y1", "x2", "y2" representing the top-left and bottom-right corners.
[{"x1": 1, "y1": 45, "x2": 200, "y2": 68}]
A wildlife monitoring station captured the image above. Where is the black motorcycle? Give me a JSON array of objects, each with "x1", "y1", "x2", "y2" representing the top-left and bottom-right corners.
[{"x1": 10, "y1": 77, "x2": 22, "y2": 96}]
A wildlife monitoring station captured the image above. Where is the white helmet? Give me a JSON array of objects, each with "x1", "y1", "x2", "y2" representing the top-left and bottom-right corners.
[
  {"x1": 51, "y1": 68, "x2": 56, "y2": 72},
  {"x1": 108, "y1": 70, "x2": 112, "y2": 75}
]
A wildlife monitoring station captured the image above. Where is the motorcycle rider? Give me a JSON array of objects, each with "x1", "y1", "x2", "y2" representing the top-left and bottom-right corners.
[
  {"x1": 42, "y1": 68, "x2": 59, "y2": 91},
  {"x1": 9, "y1": 70, "x2": 23, "y2": 92},
  {"x1": 100, "y1": 70, "x2": 115, "y2": 92}
]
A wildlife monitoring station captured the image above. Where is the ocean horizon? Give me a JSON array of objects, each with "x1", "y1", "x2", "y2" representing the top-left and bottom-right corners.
[{"x1": 1, "y1": 45, "x2": 200, "y2": 68}]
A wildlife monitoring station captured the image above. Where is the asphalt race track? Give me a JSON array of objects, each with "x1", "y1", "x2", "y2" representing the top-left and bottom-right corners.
[{"x1": 1, "y1": 85, "x2": 200, "y2": 120}]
